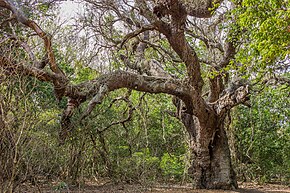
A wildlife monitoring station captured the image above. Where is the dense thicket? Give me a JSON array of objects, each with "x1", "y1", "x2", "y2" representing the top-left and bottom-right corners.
[{"x1": 232, "y1": 85, "x2": 290, "y2": 183}]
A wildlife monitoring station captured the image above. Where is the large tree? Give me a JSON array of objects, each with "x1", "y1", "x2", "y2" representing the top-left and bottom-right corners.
[{"x1": 0, "y1": 0, "x2": 288, "y2": 189}]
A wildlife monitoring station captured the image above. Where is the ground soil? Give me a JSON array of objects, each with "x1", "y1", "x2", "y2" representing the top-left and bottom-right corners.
[{"x1": 14, "y1": 181, "x2": 290, "y2": 193}]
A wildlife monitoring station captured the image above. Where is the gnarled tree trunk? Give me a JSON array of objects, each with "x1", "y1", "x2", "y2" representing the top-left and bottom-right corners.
[{"x1": 182, "y1": 111, "x2": 237, "y2": 189}]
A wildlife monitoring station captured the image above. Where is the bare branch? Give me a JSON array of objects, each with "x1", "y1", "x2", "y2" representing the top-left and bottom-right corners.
[
  {"x1": 186, "y1": 29, "x2": 224, "y2": 52},
  {"x1": 0, "y1": 0, "x2": 64, "y2": 76},
  {"x1": 120, "y1": 24, "x2": 156, "y2": 48},
  {"x1": 0, "y1": 56, "x2": 55, "y2": 82},
  {"x1": 273, "y1": 76, "x2": 290, "y2": 86},
  {"x1": 98, "y1": 96, "x2": 135, "y2": 134}
]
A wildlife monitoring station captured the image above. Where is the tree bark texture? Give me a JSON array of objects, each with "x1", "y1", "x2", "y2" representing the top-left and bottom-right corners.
[{"x1": 181, "y1": 110, "x2": 237, "y2": 189}]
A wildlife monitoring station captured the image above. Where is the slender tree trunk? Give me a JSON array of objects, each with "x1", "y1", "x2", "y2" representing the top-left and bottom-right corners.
[{"x1": 182, "y1": 112, "x2": 237, "y2": 189}]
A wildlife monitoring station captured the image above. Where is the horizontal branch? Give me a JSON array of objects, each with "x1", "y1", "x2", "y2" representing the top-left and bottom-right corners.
[
  {"x1": 1, "y1": 57, "x2": 197, "y2": 142},
  {"x1": 1, "y1": 55, "x2": 193, "y2": 97},
  {"x1": 77, "y1": 71, "x2": 194, "y2": 106},
  {"x1": 0, "y1": 57, "x2": 195, "y2": 114}
]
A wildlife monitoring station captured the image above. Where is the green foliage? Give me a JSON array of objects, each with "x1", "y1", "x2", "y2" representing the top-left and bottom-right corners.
[
  {"x1": 160, "y1": 153, "x2": 185, "y2": 180},
  {"x1": 233, "y1": 0, "x2": 290, "y2": 75},
  {"x1": 74, "y1": 65, "x2": 98, "y2": 83},
  {"x1": 232, "y1": 85, "x2": 290, "y2": 183},
  {"x1": 113, "y1": 148, "x2": 160, "y2": 183},
  {"x1": 0, "y1": 73, "x2": 67, "y2": 191}
]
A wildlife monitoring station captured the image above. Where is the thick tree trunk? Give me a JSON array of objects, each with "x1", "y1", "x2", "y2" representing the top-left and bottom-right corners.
[{"x1": 182, "y1": 112, "x2": 237, "y2": 189}]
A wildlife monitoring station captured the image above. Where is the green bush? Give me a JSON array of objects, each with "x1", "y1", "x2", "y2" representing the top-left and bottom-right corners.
[
  {"x1": 160, "y1": 153, "x2": 184, "y2": 180},
  {"x1": 113, "y1": 148, "x2": 160, "y2": 183}
]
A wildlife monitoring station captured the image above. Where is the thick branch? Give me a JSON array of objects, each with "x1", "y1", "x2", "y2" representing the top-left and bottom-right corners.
[
  {"x1": 1, "y1": 58, "x2": 199, "y2": 144},
  {"x1": 77, "y1": 70, "x2": 194, "y2": 111},
  {"x1": 211, "y1": 85, "x2": 250, "y2": 116},
  {"x1": 0, "y1": 56, "x2": 194, "y2": 107},
  {"x1": 208, "y1": 75, "x2": 224, "y2": 102},
  {"x1": 81, "y1": 84, "x2": 109, "y2": 120},
  {"x1": 153, "y1": 4, "x2": 204, "y2": 93},
  {"x1": 59, "y1": 98, "x2": 82, "y2": 144},
  {"x1": 208, "y1": 42, "x2": 235, "y2": 102},
  {"x1": 0, "y1": 56, "x2": 57, "y2": 82},
  {"x1": 184, "y1": 0, "x2": 223, "y2": 18}
]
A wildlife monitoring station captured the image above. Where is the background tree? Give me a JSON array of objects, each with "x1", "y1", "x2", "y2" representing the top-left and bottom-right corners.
[{"x1": 231, "y1": 85, "x2": 290, "y2": 183}]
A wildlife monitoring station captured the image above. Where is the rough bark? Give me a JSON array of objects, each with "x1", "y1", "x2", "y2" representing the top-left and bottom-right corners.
[
  {"x1": 182, "y1": 110, "x2": 237, "y2": 189},
  {"x1": 195, "y1": 114, "x2": 237, "y2": 189}
]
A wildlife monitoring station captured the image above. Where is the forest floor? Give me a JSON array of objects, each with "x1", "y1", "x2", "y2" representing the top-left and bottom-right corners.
[{"x1": 15, "y1": 180, "x2": 290, "y2": 193}]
